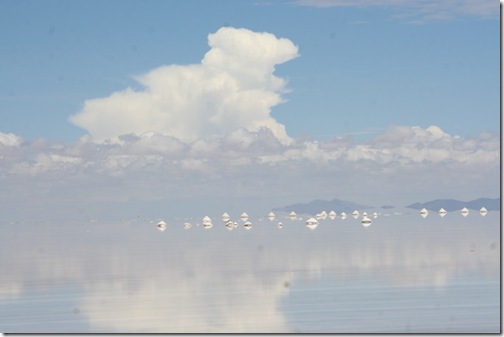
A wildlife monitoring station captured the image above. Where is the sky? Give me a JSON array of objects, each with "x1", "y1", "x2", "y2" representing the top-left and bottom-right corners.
[{"x1": 0, "y1": 0, "x2": 500, "y2": 220}]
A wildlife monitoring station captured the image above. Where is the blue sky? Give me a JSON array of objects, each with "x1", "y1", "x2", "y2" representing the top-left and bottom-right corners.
[
  {"x1": 1, "y1": 0, "x2": 499, "y2": 141},
  {"x1": 0, "y1": 0, "x2": 500, "y2": 219}
]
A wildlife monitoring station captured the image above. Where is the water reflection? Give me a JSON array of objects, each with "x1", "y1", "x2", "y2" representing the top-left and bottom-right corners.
[
  {"x1": 0, "y1": 211, "x2": 499, "y2": 333},
  {"x1": 461, "y1": 207, "x2": 469, "y2": 217},
  {"x1": 240, "y1": 212, "x2": 249, "y2": 222},
  {"x1": 202, "y1": 216, "x2": 213, "y2": 229},
  {"x1": 315, "y1": 211, "x2": 327, "y2": 220},
  {"x1": 361, "y1": 215, "x2": 372, "y2": 227},
  {"x1": 420, "y1": 208, "x2": 429, "y2": 218},
  {"x1": 221, "y1": 212, "x2": 230, "y2": 222},
  {"x1": 305, "y1": 217, "x2": 319, "y2": 230},
  {"x1": 267, "y1": 212, "x2": 276, "y2": 221},
  {"x1": 225, "y1": 220, "x2": 234, "y2": 231},
  {"x1": 156, "y1": 220, "x2": 167, "y2": 231}
]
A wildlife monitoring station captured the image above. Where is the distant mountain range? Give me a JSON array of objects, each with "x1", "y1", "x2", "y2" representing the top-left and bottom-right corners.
[
  {"x1": 272, "y1": 198, "x2": 373, "y2": 215},
  {"x1": 272, "y1": 197, "x2": 500, "y2": 215},
  {"x1": 406, "y1": 198, "x2": 500, "y2": 212}
]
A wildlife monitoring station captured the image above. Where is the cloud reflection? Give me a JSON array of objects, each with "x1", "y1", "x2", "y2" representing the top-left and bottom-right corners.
[{"x1": 0, "y1": 213, "x2": 499, "y2": 332}]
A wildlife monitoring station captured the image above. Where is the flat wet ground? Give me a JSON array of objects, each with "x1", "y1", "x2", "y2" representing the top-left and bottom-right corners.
[{"x1": 0, "y1": 210, "x2": 500, "y2": 333}]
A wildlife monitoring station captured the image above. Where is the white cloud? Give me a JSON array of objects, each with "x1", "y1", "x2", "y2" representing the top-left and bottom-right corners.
[
  {"x1": 69, "y1": 27, "x2": 299, "y2": 145},
  {"x1": 81, "y1": 272, "x2": 291, "y2": 333},
  {"x1": 0, "y1": 124, "x2": 498, "y2": 218},
  {"x1": 294, "y1": 0, "x2": 498, "y2": 22},
  {"x1": 0, "y1": 132, "x2": 23, "y2": 147}
]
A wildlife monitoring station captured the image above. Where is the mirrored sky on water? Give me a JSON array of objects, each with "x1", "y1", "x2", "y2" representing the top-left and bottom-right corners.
[{"x1": 0, "y1": 210, "x2": 500, "y2": 333}]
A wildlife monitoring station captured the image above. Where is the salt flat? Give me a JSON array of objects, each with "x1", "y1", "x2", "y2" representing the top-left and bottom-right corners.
[{"x1": 0, "y1": 210, "x2": 499, "y2": 333}]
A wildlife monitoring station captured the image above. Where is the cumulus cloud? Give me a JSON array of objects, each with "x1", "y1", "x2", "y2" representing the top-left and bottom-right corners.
[
  {"x1": 81, "y1": 273, "x2": 291, "y2": 333},
  {"x1": 294, "y1": 0, "x2": 498, "y2": 22},
  {"x1": 69, "y1": 27, "x2": 299, "y2": 145},
  {"x1": 257, "y1": 124, "x2": 499, "y2": 166},
  {"x1": 0, "y1": 132, "x2": 23, "y2": 147}
]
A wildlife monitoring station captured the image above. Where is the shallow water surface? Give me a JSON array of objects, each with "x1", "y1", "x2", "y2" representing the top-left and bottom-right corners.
[{"x1": 0, "y1": 210, "x2": 500, "y2": 333}]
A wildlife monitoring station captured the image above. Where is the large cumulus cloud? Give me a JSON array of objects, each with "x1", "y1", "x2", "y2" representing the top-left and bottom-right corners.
[{"x1": 69, "y1": 27, "x2": 299, "y2": 145}]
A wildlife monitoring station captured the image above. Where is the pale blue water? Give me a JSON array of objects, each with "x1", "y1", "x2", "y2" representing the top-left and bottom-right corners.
[{"x1": 0, "y1": 210, "x2": 500, "y2": 333}]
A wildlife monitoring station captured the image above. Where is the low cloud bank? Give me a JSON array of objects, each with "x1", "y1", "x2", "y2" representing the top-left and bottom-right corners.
[{"x1": 0, "y1": 125, "x2": 498, "y2": 216}]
